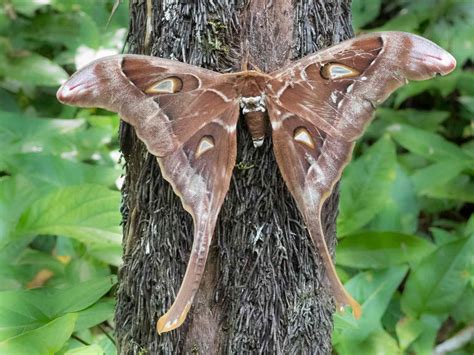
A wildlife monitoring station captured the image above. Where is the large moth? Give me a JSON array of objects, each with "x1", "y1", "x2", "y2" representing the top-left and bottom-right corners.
[{"x1": 57, "y1": 32, "x2": 455, "y2": 334}]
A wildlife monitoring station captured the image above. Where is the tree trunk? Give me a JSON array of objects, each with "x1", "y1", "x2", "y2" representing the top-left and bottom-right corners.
[{"x1": 115, "y1": 0, "x2": 353, "y2": 353}]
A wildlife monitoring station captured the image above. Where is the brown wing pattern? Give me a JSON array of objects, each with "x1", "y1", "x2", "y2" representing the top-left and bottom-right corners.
[
  {"x1": 57, "y1": 55, "x2": 241, "y2": 333},
  {"x1": 57, "y1": 55, "x2": 238, "y2": 157},
  {"x1": 56, "y1": 32, "x2": 456, "y2": 333},
  {"x1": 266, "y1": 32, "x2": 456, "y2": 317},
  {"x1": 156, "y1": 105, "x2": 239, "y2": 333}
]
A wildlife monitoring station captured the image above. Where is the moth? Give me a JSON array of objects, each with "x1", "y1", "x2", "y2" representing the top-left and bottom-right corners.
[{"x1": 57, "y1": 32, "x2": 455, "y2": 334}]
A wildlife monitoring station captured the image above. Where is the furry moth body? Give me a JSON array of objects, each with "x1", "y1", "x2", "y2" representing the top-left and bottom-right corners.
[{"x1": 57, "y1": 32, "x2": 456, "y2": 334}]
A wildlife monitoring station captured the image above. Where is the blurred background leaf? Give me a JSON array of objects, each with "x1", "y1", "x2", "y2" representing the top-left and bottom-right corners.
[{"x1": 0, "y1": 1, "x2": 127, "y2": 352}]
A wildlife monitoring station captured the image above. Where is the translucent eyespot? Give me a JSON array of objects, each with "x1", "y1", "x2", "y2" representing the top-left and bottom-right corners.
[
  {"x1": 196, "y1": 136, "x2": 215, "y2": 157},
  {"x1": 293, "y1": 127, "x2": 315, "y2": 148},
  {"x1": 321, "y1": 63, "x2": 360, "y2": 80},
  {"x1": 145, "y1": 77, "x2": 183, "y2": 94}
]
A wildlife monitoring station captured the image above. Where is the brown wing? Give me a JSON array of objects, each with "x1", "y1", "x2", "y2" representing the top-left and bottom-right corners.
[
  {"x1": 156, "y1": 104, "x2": 239, "y2": 333},
  {"x1": 57, "y1": 55, "x2": 238, "y2": 157},
  {"x1": 265, "y1": 31, "x2": 456, "y2": 318},
  {"x1": 57, "y1": 55, "x2": 240, "y2": 333}
]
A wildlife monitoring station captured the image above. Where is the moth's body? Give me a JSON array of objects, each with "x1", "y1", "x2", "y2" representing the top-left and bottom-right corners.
[
  {"x1": 57, "y1": 32, "x2": 455, "y2": 334},
  {"x1": 226, "y1": 70, "x2": 270, "y2": 146}
]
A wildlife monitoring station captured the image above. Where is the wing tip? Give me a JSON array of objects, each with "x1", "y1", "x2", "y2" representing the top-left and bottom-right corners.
[
  {"x1": 156, "y1": 302, "x2": 192, "y2": 334},
  {"x1": 345, "y1": 298, "x2": 362, "y2": 320}
]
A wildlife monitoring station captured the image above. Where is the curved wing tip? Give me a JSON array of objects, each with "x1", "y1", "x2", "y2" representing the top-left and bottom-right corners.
[
  {"x1": 156, "y1": 314, "x2": 182, "y2": 334},
  {"x1": 350, "y1": 301, "x2": 362, "y2": 320},
  {"x1": 156, "y1": 303, "x2": 192, "y2": 334},
  {"x1": 336, "y1": 294, "x2": 362, "y2": 320}
]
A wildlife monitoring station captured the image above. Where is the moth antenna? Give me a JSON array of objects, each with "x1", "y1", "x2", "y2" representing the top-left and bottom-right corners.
[
  {"x1": 249, "y1": 62, "x2": 264, "y2": 73},
  {"x1": 241, "y1": 39, "x2": 250, "y2": 71}
]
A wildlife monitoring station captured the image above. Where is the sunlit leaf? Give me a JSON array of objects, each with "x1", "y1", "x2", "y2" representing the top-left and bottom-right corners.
[
  {"x1": 0, "y1": 313, "x2": 77, "y2": 354},
  {"x1": 423, "y1": 175, "x2": 474, "y2": 203},
  {"x1": 410, "y1": 315, "x2": 443, "y2": 355},
  {"x1": 337, "y1": 232, "x2": 434, "y2": 269},
  {"x1": 411, "y1": 160, "x2": 468, "y2": 194},
  {"x1": 396, "y1": 316, "x2": 424, "y2": 351},
  {"x1": 0, "y1": 52, "x2": 68, "y2": 86},
  {"x1": 335, "y1": 328, "x2": 400, "y2": 355},
  {"x1": 0, "y1": 277, "x2": 115, "y2": 340},
  {"x1": 16, "y1": 185, "x2": 122, "y2": 245},
  {"x1": 65, "y1": 344, "x2": 104, "y2": 355},
  {"x1": 370, "y1": 165, "x2": 419, "y2": 234},
  {"x1": 3, "y1": 153, "x2": 119, "y2": 189},
  {"x1": 74, "y1": 298, "x2": 115, "y2": 332},
  {"x1": 9, "y1": 0, "x2": 51, "y2": 17},
  {"x1": 0, "y1": 111, "x2": 84, "y2": 156},
  {"x1": 401, "y1": 236, "x2": 474, "y2": 316},
  {"x1": 339, "y1": 136, "x2": 397, "y2": 236},
  {"x1": 334, "y1": 266, "x2": 408, "y2": 340},
  {"x1": 388, "y1": 124, "x2": 472, "y2": 163}
]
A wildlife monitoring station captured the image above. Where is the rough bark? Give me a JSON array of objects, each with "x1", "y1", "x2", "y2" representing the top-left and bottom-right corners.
[{"x1": 115, "y1": 0, "x2": 353, "y2": 354}]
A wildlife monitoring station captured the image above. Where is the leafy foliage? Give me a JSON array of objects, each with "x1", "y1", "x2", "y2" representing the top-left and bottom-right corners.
[
  {"x1": 335, "y1": 1, "x2": 474, "y2": 354},
  {"x1": 0, "y1": 0, "x2": 472, "y2": 354},
  {"x1": 0, "y1": 1, "x2": 127, "y2": 353}
]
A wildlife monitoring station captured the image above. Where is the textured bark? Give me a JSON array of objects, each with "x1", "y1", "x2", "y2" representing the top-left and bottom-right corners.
[{"x1": 115, "y1": 0, "x2": 353, "y2": 354}]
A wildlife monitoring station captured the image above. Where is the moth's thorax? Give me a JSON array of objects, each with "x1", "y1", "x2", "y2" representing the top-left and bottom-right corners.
[
  {"x1": 240, "y1": 94, "x2": 266, "y2": 114},
  {"x1": 233, "y1": 73, "x2": 270, "y2": 147}
]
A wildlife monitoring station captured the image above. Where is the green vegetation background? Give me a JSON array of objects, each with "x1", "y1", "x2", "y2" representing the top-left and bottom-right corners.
[{"x1": 0, "y1": 0, "x2": 472, "y2": 354}]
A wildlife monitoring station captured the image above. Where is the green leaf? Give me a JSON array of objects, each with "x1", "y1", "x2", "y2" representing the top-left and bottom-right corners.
[
  {"x1": 451, "y1": 285, "x2": 474, "y2": 323},
  {"x1": 334, "y1": 266, "x2": 408, "y2": 340},
  {"x1": 0, "y1": 277, "x2": 115, "y2": 340},
  {"x1": 388, "y1": 124, "x2": 472, "y2": 164},
  {"x1": 88, "y1": 243, "x2": 122, "y2": 267},
  {"x1": 22, "y1": 13, "x2": 101, "y2": 50},
  {"x1": 411, "y1": 160, "x2": 468, "y2": 195},
  {"x1": 0, "y1": 313, "x2": 77, "y2": 355},
  {"x1": 424, "y1": 175, "x2": 474, "y2": 203},
  {"x1": 339, "y1": 136, "x2": 397, "y2": 236},
  {"x1": 376, "y1": 9, "x2": 425, "y2": 32},
  {"x1": 410, "y1": 315, "x2": 443, "y2": 355},
  {"x1": 0, "y1": 111, "x2": 84, "y2": 156},
  {"x1": 0, "y1": 88, "x2": 19, "y2": 112},
  {"x1": 369, "y1": 165, "x2": 419, "y2": 234},
  {"x1": 335, "y1": 329, "x2": 401, "y2": 355},
  {"x1": 16, "y1": 185, "x2": 122, "y2": 245},
  {"x1": 396, "y1": 316, "x2": 424, "y2": 351},
  {"x1": 459, "y1": 96, "x2": 474, "y2": 114},
  {"x1": 0, "y1": 175, "x2": 41, "y2": 248},
  {"x1": 351, "y1": 0, "x2": 382, "y2": 29},
  {"x1": 401, "y1": 236, "x2": 474, "y2": 317},
  {"x1": 369, "y1": 108, "x2": 450, "y2": 137},
  {"x1": 9, "y1": 0, "x2": 51, "y2": 16},
  {"x1": 0, "y1": 52, "x2": 68, "y2": 86},
  {"x1": 74, "y1": 299, "x2": 115, "y2": 332},
  {"x1": 337, "y1": 232, "x2": 435, "y2": 269},
  {"x1": 65, "y1": 344, "x2": 104, "y2": 355},
  {"x1": 3, "y1": 153, "x2": 119, "y2": 189}
]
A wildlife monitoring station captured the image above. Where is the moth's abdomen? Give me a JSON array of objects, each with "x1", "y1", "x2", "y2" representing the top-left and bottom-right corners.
[
  {"x1": 244, "y1": 111, "x2": 267, "y2": 147},
  {"x1": 240, "y1": 93, "x2": 267, "y2": 147}
]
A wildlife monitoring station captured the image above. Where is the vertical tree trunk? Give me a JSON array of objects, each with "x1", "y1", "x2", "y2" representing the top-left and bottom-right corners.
[{"x1": 115, "y1": 1, "x2": 353, "y2": 353}]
